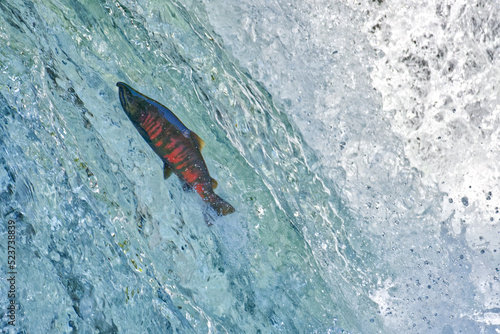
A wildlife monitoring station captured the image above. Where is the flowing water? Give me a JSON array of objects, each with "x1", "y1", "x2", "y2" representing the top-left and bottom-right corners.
[{"x1": 0, "y1": 0, "x2": 499, "y2": 333}]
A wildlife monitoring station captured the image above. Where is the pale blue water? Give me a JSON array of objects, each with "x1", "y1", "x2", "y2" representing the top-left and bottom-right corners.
[{"x1": 1, "y1": 0, "x2": 499, "y2": 333}]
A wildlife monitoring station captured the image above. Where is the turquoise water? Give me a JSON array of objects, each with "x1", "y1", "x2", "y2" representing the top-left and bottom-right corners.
[{"x1": 1, "y1": 0, "x2": 499, "y2": 333}]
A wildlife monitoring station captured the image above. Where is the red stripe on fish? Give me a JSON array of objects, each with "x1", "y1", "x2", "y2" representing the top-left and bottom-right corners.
[
  {"x1": 154, "y1": 139, "x2": 164, "y2": 147},
  {"x1": 142, "y1": 114, "x2": 153, "y2": 128},
  {"x1": 168, "y1": 147, "x2": 185, "y2": 164},
  {"x1": 162, "y1": 145, "x2": 181, "y2": 160},
  {"x1": 147, "y1": 122, "x2": 159, "y2": 135},
  {"x1": 144, "y1": 117, "x2": 157, "y2": 132},
  {"x1": 149, "y1": 124, "x2": 163, "y2": 140},
  {"x1": 176, "y1": 161, "x2": 188, "y2": 170},
  {"x1": 165, "y1": 139, "x2": 178, "y2": 150},
  {"x1": 194, "y1": 183, "x2": 204, "y2": 194},
  {"x1": 182, "y1": 169, "x2": 199, "y2": 183},
  {"x1": 144, "y1": 122, "x2": 157, "y2": 137}
]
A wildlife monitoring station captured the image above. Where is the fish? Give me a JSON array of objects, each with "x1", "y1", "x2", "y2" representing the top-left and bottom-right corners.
[{"x1": 117, "y1": 82, "x2": 235, "y2": 218}]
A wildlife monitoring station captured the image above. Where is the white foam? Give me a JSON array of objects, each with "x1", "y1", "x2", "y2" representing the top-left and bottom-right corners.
[{"x1": 200, "y1": 0, "x2": 500, "y2": 331}]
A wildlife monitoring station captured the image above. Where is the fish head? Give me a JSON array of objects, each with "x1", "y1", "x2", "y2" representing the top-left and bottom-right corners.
[{"x1": 117, "y1": 82, "x2": 147, "y2": 121}]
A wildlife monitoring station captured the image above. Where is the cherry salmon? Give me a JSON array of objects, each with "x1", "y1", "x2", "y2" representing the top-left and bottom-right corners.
[{"x1": 117, "y1": 82, "x2": 235, "y2": 217}]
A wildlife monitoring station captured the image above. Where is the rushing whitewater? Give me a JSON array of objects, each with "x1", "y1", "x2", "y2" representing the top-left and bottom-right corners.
[{"x1": 0, "y1": 0, "x2": 499, "y2": 333}]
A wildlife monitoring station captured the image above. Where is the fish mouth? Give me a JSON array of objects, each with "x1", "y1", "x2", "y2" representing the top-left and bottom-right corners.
[{"x1": 117, "y1": 82, "x2": 128, "y2": 109}]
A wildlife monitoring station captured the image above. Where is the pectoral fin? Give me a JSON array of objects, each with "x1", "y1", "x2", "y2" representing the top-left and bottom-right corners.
[
  {"x1": 211, "y1": 178, "x2": 218, "y2": 189},
  {"x1": 190, "y1": 131, "x2": 205, "y2": 151},
  {"x1": 164, "y1": 163, "x2": 173, "y2": 179}
]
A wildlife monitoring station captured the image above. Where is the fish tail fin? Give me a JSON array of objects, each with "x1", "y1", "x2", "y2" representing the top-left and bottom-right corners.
[{"x1": 207, "y1": 193, "x2": 235, "y2": 216}]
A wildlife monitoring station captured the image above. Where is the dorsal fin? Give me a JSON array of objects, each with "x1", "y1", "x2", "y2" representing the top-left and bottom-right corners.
[{"x1": 190, "y1": 131, "x2": 205, "y2": 151}]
